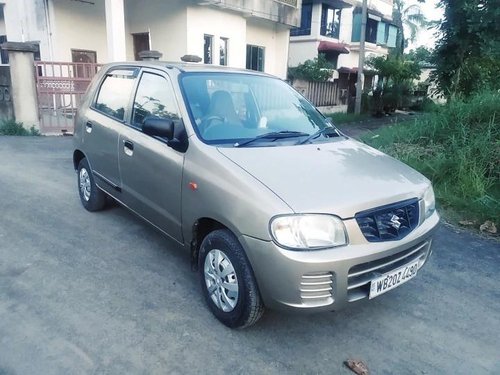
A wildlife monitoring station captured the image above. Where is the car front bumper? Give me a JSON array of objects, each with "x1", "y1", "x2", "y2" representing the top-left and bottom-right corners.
[{"x1": 239, "y1": 210, "x2": 440, "y2": 312}]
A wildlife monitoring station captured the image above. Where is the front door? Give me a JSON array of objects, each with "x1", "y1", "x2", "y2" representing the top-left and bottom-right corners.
[
  {"x1": 118, "y1": 70, "x2": 184, "y2": 242},
  {"x1": 72, "y1": 49, "x2": 98, "y2": 90},
  {"x1": 85, "y1": 67, "x2": 137, "y2": 194},
  {"x1": 132, "y1": 33, "x2": 150, "y2": 61}
]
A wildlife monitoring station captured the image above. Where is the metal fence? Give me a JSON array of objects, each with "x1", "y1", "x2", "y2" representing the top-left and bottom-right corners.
[
  {"x1": 304, "y1": 81, "x2": 340, "y2": 107},
  {"x1": 36, "y1": 61, "x2": 102, "y2": 135}
]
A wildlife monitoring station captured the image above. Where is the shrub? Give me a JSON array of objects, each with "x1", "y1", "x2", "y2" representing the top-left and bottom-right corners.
[
  {"x1": 410, "y1": 97, "x2": 439, "y2": 113},
  {"x1": 366, "y1": 55, "x2": 422, "y2": 113},
  {"x1": 0, "y1": 119, "x2": 40, "y2": 136}
]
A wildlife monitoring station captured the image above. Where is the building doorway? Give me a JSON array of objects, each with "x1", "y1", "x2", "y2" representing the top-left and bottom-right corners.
[
  {"x1": 133, "y1": 33, "x2": 150, "y2": 61},
  {"x1": 71, "y1": 49, "x2": 98, "y2": 90},
  {"x1": 71, "y1": 49, "x2": 97, "y2": 64}
]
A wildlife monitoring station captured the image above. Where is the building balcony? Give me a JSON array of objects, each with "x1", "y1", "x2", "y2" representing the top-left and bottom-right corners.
[{"x1": 195, "y1": 0, "x2": 302, "y2": 27}]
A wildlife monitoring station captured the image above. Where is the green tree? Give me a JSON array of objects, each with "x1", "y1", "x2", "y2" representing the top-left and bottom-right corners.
[
  {"x1": 432, "y1": 0, "x2": 500, "y2": 97},
  {"x1": 393, "y1": 0, "x2": 429, "y2": 55},
  {"x1": 367, "y1": 54, "x2": 422, "y2": 111},
  {"x1": 405, "y1": 46, "x2": 433, "y2": 66},
  {"x1": 288, "y1": 54, "x2": 334, "y2": 82},
  {"x1": 367, "y1": 54, "x2": 421, "y2": 88}
]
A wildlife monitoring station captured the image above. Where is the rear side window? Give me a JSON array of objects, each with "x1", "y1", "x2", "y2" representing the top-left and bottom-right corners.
[
  {"x1": 94, "y1": 69, "x2": 136, "y2": 121},
  {"x1": 132, "y1": 72, "x2": 180, "y2": 127}
]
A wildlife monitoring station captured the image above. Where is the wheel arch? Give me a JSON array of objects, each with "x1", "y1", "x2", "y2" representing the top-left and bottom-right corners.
[
  {"x1": 190, "y1": 217, "x2": 231, "y2": 271},
  {"x1": 73, "y1": 149, "x2": 86, "y2": 171}
]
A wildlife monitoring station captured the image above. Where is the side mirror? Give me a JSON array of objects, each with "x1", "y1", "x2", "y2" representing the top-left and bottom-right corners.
[{"x1": 142, "y1": 116, "x2": 174, "y2": 140}]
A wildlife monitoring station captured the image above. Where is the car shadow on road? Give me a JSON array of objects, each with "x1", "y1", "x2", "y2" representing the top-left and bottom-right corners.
[{"x1": 88, "y1": 204, "x2": 500, "y2": 375}]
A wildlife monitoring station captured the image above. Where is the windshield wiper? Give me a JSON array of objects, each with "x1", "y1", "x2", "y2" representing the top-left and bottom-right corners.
[
  {"x1": 296, "y1": 127, "x2": 339, "y2": 145},
  {"x1": 234, "y1": 131, "x2": 309, "y2": 147}
]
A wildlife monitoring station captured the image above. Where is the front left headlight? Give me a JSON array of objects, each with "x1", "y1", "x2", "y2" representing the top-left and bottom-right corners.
[
  {"x1": 270, "y1": 214, "x2": 347, "y2": 250},
  {"x1": 423, "y1": 186, "x2": 436, "y2": 218}
]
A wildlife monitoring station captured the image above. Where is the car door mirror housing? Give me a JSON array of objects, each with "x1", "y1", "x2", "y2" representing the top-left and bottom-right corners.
[{"x1": 142, "y1": 116, "x2": 175, "y2": 140}]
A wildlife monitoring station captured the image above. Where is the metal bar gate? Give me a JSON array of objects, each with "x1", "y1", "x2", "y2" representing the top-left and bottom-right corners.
[{"x1": 35, "y1": 61, "x2": 102, "y2": 135}]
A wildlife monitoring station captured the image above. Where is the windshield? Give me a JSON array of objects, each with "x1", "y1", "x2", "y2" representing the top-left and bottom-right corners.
[{"x1": 180, "y1": 72, "x2": 335, "y2": 146}]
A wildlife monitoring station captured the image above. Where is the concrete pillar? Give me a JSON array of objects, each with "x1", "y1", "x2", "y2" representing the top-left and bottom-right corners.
[
  {"x1": 1, "y1": 42, "x2": 39, "y2": 129},
  {"x1": 105, "y1": 0, "x2": 127, "y2": 61}
]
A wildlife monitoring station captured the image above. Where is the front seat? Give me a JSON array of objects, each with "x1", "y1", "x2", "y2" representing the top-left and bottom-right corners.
[
  {"x1": 208, "y1": 90, "x2": 242, "y2": 125},
  {"x1": 201, "y1": 90, "x2": 243, "y2": 138}
]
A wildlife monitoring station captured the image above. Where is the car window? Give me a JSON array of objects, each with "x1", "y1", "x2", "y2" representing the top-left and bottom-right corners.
[
  {"x1": 132, "y1": 72, "x2": 180, "y2": 127},
  {"x1": 180, "y1": 73, "x2": 329, "y2": 144},
  {"x1": 94, "y1": 70, "x2": 136, "y2": 121}
]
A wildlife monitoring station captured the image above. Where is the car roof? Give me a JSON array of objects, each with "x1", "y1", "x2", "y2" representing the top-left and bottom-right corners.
[{"x1": 102, "y1": 61, "x2": 274, "y2": 77}]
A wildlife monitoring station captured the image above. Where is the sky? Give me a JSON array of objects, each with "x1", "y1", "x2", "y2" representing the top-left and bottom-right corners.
[{"x1": 406, "y1": 0, "x2": 444, "y2": 51}]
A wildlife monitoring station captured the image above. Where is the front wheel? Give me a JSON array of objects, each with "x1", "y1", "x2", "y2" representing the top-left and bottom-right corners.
[
  {"x1": 77, "y1": 158, "x2": 106, "y2": 212},
  {"x1": 199, "y1": 229, "x2": 264, "y2": 328}
]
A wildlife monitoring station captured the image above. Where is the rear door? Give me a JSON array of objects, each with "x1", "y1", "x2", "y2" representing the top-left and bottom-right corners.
[
  {"x1": 84, "y1": 68, "x2": 138, "y2": 194},
  {"x1": 118, "y1": 69, "x2": 184, "y2": 242}
]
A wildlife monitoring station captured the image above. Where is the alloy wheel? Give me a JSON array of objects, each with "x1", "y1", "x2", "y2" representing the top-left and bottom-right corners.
[
  {"x1": 79, "y1": 167, "x2": 91, "y2": 202},
  {"x1": 204, "y1": 249, "x2": 239, "y2": 312}
]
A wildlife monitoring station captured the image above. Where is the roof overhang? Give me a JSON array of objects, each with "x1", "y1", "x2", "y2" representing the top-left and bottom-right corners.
[
  {"x1": 318, "y1": 41, "x2": 350, "y2": 54},
  {"x1": 304, "y1": 0, "x2": 353, "y2": 9},
  {"x1": 353, "y1": 5, "x2": 395, "y2": 23},
  {"x1": 196, "y1": 0, "x2": 301, "y2": 27}
]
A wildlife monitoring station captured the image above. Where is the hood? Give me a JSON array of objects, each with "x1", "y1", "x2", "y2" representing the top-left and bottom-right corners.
[{"x1": 218, "y1": 138, "x2": 430, "y2": 218}]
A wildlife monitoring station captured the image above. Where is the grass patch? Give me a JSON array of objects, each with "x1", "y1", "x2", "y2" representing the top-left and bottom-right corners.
[
  {"x1": 326, "y1": 112, "x2": 370, "y2": 124},
  {"x1": 362, "y1": 91, "x2": 500, "y2": 230},
  {"x1": 0, "y1": 119, "x2": 40, "y2": 136}
]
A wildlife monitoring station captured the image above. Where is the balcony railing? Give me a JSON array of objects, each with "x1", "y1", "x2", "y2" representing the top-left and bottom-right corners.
[{"x1": 196, "y1": 0, "x2": 301, "y2": 27}]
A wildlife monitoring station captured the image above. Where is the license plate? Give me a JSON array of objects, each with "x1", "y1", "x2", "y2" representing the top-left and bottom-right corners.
[{"x1": 369, "y1": 260, "x2": 419, "y2": 299}]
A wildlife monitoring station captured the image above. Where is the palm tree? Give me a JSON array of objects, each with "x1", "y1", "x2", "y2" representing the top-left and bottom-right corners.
[{"x1": 393, "y1": 0, "x2": 429, "y2": 55}]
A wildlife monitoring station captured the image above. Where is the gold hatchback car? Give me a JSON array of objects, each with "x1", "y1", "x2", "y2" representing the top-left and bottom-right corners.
[{"x1": 74, "y1": 62, "x2": 439, "y2": 328}]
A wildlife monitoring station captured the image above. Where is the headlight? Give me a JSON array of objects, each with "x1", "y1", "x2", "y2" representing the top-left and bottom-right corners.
[
  {"x1": 423, "y1": 186, "x2": 436, "y2": 218},
  {"x1": 270, "y1": 214, "x2": 347, "y2": 250}
]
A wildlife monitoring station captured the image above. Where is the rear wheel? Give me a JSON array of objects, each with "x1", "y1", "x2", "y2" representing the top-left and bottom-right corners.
[
  {"x1": 77, "y1": 158, "x2": 106, "y2": 212},
  {"x1": 199, "y1": 229, "x2": 264, "y2": 328}
]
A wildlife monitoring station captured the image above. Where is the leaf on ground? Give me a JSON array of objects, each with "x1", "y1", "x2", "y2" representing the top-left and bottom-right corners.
[
  {"x1": 479, "y1": 220, "x2": 497, "y2": 234},
  {"x1": 344, "y1": 359, "x2": 369, "y2": 375},
  {"x1": 459, "y1": 220, "x2": 476, "y2": 226}
]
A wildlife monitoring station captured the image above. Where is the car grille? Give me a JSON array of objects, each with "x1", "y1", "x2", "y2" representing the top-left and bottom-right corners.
[
  {"x1": 347, "y1": 241, "x2": 430, "y2": 302},
  {"x1": 355, "y1": 198, "x2": 420, "y2": 242},
  {"x1": 300, "y1": 272, "x2": 334, "y2": 305}
]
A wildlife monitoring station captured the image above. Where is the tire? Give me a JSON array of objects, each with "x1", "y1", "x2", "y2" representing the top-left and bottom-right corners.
[
  {"x1": 77, "y1": 158, "x2": 106, "y2": 212},
  {"x1": 199, "y1": 229, "x2": 264, "y2": 328}
]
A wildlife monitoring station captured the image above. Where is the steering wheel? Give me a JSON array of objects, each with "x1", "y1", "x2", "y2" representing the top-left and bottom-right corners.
[{"x1": 201, "y1": 115, "x2": 225, "y2": 136}]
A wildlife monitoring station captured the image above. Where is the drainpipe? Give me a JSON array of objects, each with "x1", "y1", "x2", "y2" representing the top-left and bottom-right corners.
[
  {"x1": 354, "y1": 0, "x2": 367, "y2": 115},
  {"x1": 43, "y1": 0, "x2": 57, "y2": 117},
  {"x1": 44, "y1": 0, "x2": 55, "y2": 62}
]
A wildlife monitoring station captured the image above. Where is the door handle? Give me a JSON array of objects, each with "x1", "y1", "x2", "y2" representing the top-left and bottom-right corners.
[
  {"x1": 85, "y1": 121, "x2": 93, "y2": 133},
  {"x1": 123, "y1": 139, "x2": 134, "y2": 156}
]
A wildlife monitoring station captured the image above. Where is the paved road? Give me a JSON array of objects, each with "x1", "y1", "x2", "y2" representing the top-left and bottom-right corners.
[{"x1": 0, "y1": 136, "x2": 499, "y2": 375}]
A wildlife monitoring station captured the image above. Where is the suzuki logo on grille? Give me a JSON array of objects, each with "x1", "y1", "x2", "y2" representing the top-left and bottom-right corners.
[{"x1": 389, "y1": 214, "x2": 402, "y2": 229}]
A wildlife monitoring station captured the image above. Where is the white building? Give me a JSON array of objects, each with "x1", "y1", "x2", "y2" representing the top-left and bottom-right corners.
[
  {"x1": 0, "y1": 0, "x2": 302, "y2": 79},
  {"x1": 289, "y1": 0, "x2": 398, "y2": 98}
]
